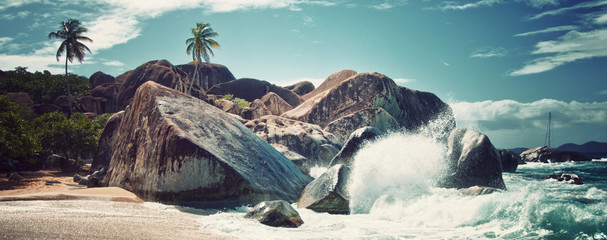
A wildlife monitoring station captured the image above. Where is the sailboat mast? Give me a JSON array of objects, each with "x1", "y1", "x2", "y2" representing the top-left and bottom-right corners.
[{"x1": 544, "y1": 112, "x2": 551, "y2": 148}]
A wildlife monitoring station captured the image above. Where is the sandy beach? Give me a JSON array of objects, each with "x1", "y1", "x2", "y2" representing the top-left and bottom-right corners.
[{"x1": 0, "y1": 171, "x2": 229, "y2": 240}]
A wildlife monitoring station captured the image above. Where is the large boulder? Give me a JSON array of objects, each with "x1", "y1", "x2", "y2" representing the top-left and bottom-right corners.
[
  {"x1": 176, "y1": 62, "x2": 236, "y2": 90},
  {"x1": 116, "y1": 60, "x2": 206, "y2": 110},
  {"x1": 285, "y1": 81, "x2": 315, "y2": 96},
  {"x1": 245, "y1": 116, "x2": 342, "y2": 170},
  {"x1": 520, "y1": 146, "x2": 592, "y2": 163},
  {"x1": 298, "y1": 164, "x2": 351, "y2": 214},
  {"x1": 89, "y1": 71, "x2": 116, "y2": 88},
  {"x1": 244, "y1": 200, "x2": 304, "y2": 228},
  {"x1": 5, "y1": 92, "x2": 34, "y2": 109},
  {"x1": 441, "y1": 128, "x2": 506, "y2": 190},
  {"x1": 497, "y1": 149, "x2": 520, "y2": 173},
  {"x1": 260, "y1": 92, "x2": 293, "y2": 116},
  {"x1": 324, "y1": 108, "x2": 399, "y2": 144},
  {"x1": 86, "y1": 83, "x2": 120, "y2": 114},
  {"x1": 91, "y1": 111, "x2": 124, "y2": 173},
  {"x1": 329, "y1": 127, "x2": 382, "y2": 167},
  {"x1": 282, "y1": 72, "x2": 454, "y2": 139},
  {"x1": 543, "y1": 173, "x2": 584, "y2": 185},
  {"x1": 208, "y1": 78, "x2": 302, "y2": 108},
  {"x1": 239, "y1": 99, "x2": 271, "y2": 120},
  {"x1": 75, "y1": 95, "x2": 106, "y2": 115},
  {"x1": 302, "y1": 70, "x2": 357, "y2": 100},
  {"x1": 106, "y1": 82, "x2": 311, "y2": 205}
]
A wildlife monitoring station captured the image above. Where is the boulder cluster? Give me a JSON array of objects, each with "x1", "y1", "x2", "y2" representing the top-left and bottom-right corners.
[{"x1": 17, "y1": 59, "x2": 588, "y2": 228}]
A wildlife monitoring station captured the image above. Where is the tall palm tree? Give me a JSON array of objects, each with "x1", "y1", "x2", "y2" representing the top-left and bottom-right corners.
[
  {"x1": 48, "y1": 19, "x2": 92, "y2": 116},
  {"x1": 186, "y1": 22, "x2": 220, "y2": 94}
]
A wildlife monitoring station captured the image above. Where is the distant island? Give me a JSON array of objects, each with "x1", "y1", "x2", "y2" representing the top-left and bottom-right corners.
[{"x1": 508, "y1": 141, "x2": 607, "y2": 158}]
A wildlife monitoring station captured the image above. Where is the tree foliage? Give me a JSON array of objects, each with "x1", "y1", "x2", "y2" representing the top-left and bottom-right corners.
[
  {"x1": 0, "y1": 96, "x2": 38, "y2": 159},
  {"x1": 0, "y1": 68, "x2": 90, "y2": 104}
]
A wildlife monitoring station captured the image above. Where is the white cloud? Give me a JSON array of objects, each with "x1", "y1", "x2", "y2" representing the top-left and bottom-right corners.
[
  {"x1": 596, "y1": 12, "x2": 607, "y2": 24},
  {"x1": 529, "y1": 0, "x2": 607, "y2": 20},
  {"x1": 281, "y1": 77, "x2": 325, "y2": 88},
  {"x1": 103, "y1": 60, "x2": 125, "y2": 66},
  {"x1": 513, "y1": 25, "x2": 579, "y2": 37},
  {"x1": 303, "y1": 15, "x2": 314, "y2": 27},
  {"x1": 393, "y1": 78, "x2": 416, "y2": 84},
  {"x1": 510, "y1": 29, "x2": 607, "y2": 76},
  {"x1": 438, "y1": 0, "x2": 502, "y2": 10},
  {"x1": 523, "y1": 0, "x2": 559, "y2": 8},
  {"x1": 0, "y1": 54, "x2": 65, "y2": 74},
  {"x1": 372, "y1": 3, "x2": 394, "y2": 10},
  {"x1": 470, "y1": 47, "x2": 508, "y2": 58},
  {"x1": 0, "y1": 37, "x2": 12, "y2": 47},
  {"x1": 599, "y1": 90, "x2": 607, "y2": 95}
]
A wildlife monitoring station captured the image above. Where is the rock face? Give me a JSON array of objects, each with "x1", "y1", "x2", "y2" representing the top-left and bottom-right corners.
[
  {"x1": 91, "y1": 111, "x2": 124, "y2": 173},
  {"x1": 498, "y1": 149, "x2": 520, "y2": 173},
  {"x1": 5, "y1": 92, "x2": 34, "y2": 109},
  {"x1": 543, "y1": 173, "x2": 584, "y2": 185},
  {"x1": 208, "y1": 78, "x2": 302, "y2": 108},
  {"x1": 116, "y1": 60, "x2": 206, "y2": 110},
  {"x1": 239, "y1": 99, "x2": 271, "y2": 120},
  {"x1": 245, "y1": 116, "x2": 342, "y2": 171},
  {"x1": 260, "y1": 92, "x2": 293, "y2": 116},
  {"x1": 520, "y1": 146, "x2": 592, "y2": 163},
  {"x1": 106, "y1": 82, "x2": 311, "y2": 205},
  {"x1": 302, "y1": 70, "x2": 357, "y2": 100},
  {"x1": 329, "y1": 127, "x2": 382, "y2": 167},
  {"x1": 298, "y1": 164, "x2": 351, "y2": 214},
  {"x1": 324, "y1": 108, "x2": 399, "y2": 144},
  {"x1": 285, "y1": 81, "x2": 315, "y2": 96},
  {"x1": 282, "y1": 72, "x2": 454, "y2": 141},
  {"x1": 459, "y1": 186, "x2": 502, "y2": 196},
  {"x1": 176, "y1": 62, "x2": 236, "y2": 90},
  {"x1": 89, "y1": 71, "x2": 116, "y2": 88},
  {"x1": 442, "y1": 128, "x2": 506, "y2": 190},
  {"x1": 244, "y1": 200, "x2": 304, "y2": 228}
]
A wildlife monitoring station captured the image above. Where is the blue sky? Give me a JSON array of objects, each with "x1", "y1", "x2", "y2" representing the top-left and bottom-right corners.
[{"x1": 1, "y1": 0, "x2": 606, "y2": 149}]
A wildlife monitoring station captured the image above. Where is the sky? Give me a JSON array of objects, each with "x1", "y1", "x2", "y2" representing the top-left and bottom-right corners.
[{"x1": 0, "y1": 0, "x2": 606, "y2": 149}]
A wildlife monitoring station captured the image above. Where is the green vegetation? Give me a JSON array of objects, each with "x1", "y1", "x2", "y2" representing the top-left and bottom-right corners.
[
  {"x1": 49, "y1": 18, "x2": 93, "y2": 116},
  {"x1": 186, "y1": 21, "x2": 220, "y2": 93},
  {"x1": 0, "y1": 96, "x2": 110, "y2": 169},
  {"x1": 0, "y1": 68, "x2": 90, "y2": 104},
  {"x1": 222, "y1": 94, "x2": 251, "y2": 108}
]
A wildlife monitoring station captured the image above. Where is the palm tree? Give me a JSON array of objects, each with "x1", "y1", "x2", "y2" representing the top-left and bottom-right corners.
[
  {"x1": 186, "y1": 22, "x2": 220, "y2": 94},
  {"x1": 48, "y1": 19, "x2": 92, "y2": 116}
]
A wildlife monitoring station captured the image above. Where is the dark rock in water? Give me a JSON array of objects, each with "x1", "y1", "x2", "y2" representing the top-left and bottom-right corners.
[
  {"x1": 176, "y1": 62, "x2": 236, "y2": 90},
  {"x1": 282, "y1": 72, "x2": 455, "y2": 140},
  {"x1": 324, "y1": 108, "x2": 399, "y2": 144},
  {"x1": 298, "y1": 164, "x2": 351, "y2": 214},
  {"x1": 91, "y1": 111, "x2": 124, "y2": 173},
  {"x1": 89, "y1": 71, "x2": 116, "y2": 88},
  {"x1": 116, "y1": 60, "x2": 206, "y2": 110},
  {"x1": 329, "y1": 127, "x2": 381, "y2": 167},
  {"x1": 459, "y1": 185, "x2": 502, "y2": 196},
  {"x1": 441, "y1": 128, "x2": 506, "y2": 190},
  {"x1": 208, "y1": 78, "x2": 303, "y2": 108},
  {"x1": 106, "y1": 82, "x2": 311, "y2": 205},
  {"x1": 498, "y1": 149, "x2": 520, "y2": 173},
  {"x1": 245, "y1": 200, "x2": 304, "y2": 228},
  {"x1": 520, "y1": 146, "x2": 592, "y2": 163},
  {"x1": 543, "y1": 173, "x2": 584, "y2": 185},
  {"x1": 245, "y1": 116, "x2": 342, "y2": 170},
  {"x1": 285, "y1": 81, "x2": 315, "y2": 96}
]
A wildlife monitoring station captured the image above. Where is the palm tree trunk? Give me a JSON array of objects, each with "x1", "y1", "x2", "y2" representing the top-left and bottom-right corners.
[
  {"x1": 187, "y1": 62, "x2": 199, "y2": 95},
  {"x1": 65, "y1": 56, "x2": 73, "y2": 117}
]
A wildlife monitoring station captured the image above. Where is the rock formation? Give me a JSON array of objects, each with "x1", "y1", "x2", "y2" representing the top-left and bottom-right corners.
[
  {"x1": 116, "y1": 60, "x2": 206, "y2": 110},
  {"x1": 498, "y1": 149, "x2": 520, "y2": 173},
  {"x1": 244, "y1": 200, "x2": 304, "y2": 228},
  {"x1": 5, "y1": 92, "x2": 34, "y2": 109},
  {"x1": 324, "y1": 108, "x2": 398, "y2": 144},
  {"x1": 282, "y1": 71, "x2": 454, "y2": 142},
  {"x1": 285, "y1": 81, "x2": 315, "y2": 96},
  {"x1": 260, "y1": 92, "x2": 293, "y2": 116},
  {"x1": 105, "y1": 81, "x2": 311, "y2": 205},
  {"x1": 543, "y1": 173, "x2": 584, "y2": 185},
  {"x1": 520, "y1": 146, "x2": 592, "y2": 163},
  {"x1": 459, "y1": 185, "x2": 502, "y2": 196},
  {"x1": 239, "y1": 99, "x2": 271, "y2": 120},
  {"x1": 91, "y1": 111, "x2": 124, "y2": 173},
  {"x1": 298, "y1": 164, "x2": 351, "y2": 214},
  {"x1": 89, "y1": 71, "x2": 116, "y2": 88},
  {"x1": 441, "y1": 128, "x2": 506, "y2": 190},
  {"x1": 176, "y1": 62, "x2": 236, "y2": 90},
  {"x1": 208, "y1": 78, "x2": 302, "y2": 108},
  {"x1": 245, "y1": 116, "x2": 342, "y2": 171},
  {"x1": 329, "y1": 127, "x2": 382, "y2": 167}
]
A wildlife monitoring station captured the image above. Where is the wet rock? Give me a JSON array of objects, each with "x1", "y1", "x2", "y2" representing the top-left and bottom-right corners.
[
  {"x1": 543, "y1": 173, "x2": 584, "y2": 185},
  {"x1": 245, "y1": 200, "x2": 304, "y2": 228},
  {"x1": 329, "y1": 127, "x2": 382, "y2": 167},
  {"x1": 245, "y1": 115, "x2": 342, "y2": 170},
  {"x1": 520, "y1": 146, "x2": 592, "y2": 163},
  {"x1": 285, "y1": 81, "x2": 315, "y2": 96},
  {"x1": 106, "y1": 82, "x2": 311, "y2": 205},
  {"x1": 498, "y1": 149, "x2": 520, "y2": 173},
  {"x1": 459, "y1": 186, "x2": 502, "y2": 196},
  {"x1": 176, "y1": 62, "x2": 236, "y2": 90},
  {"x1": 298, "y1": 164, "x2": 351, "y2": 214},
  {"x1": 441, "y1": 128, "x2": 506, "y2": 190},
  {"x1": 324, "y1": 108, "x2": 398, "y2": 144}
]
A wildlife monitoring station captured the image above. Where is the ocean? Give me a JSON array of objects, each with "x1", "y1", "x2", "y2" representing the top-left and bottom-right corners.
[{"x1": 1, "y1": 131, "x2": 606, "y2": 239}]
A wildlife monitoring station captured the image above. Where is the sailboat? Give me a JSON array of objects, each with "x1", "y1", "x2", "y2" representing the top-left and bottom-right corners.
[{"x1": 544, "y1": 112, "x2": 551, "y2": 148}]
